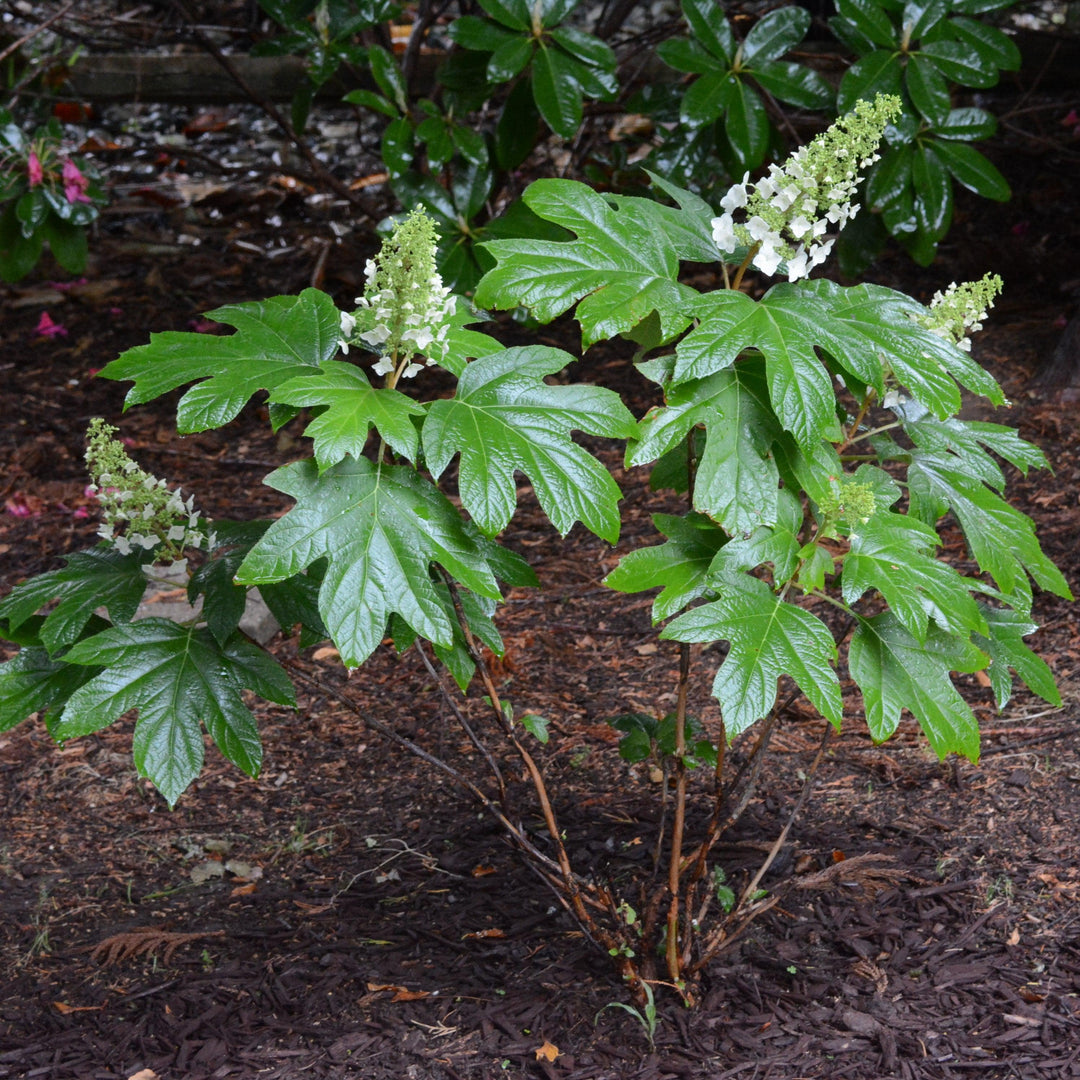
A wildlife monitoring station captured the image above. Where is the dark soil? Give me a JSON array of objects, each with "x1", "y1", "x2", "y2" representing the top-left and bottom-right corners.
[{"x1": 2, "y1": 70, "x2": 1080, "y2": 1080}]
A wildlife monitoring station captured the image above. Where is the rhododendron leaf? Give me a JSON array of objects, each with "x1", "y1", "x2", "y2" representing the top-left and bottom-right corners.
[
  {"x1": 662, "y1": 573, "x2": 843, "y2": 735},
  {"x1": 423, "y1": 345, "x2": 636, "y2": 540},
  {"x1": 56, "y1": 619, "x2": 295, "y2": 807},
  {"x1": 475, "y1": 179, "x2": 700, "y2": 346},
  {"x1": 271, "y1": 361, "x2": 426, "y2": 469},
  {"x1": 849, "y1": 612, "x2": 986, "y2": 760},
  {"x1": 234, "y1": 458, "x2": 505, "y2": 667},
  {"x1": 101, "y1": 289, "x2": 341, "y2": 432},
  {"x1": 604, "y1": 512, "x2": 728, "y2": 621},
  {"x1": 0, "y1": 548, "x2": 148, "y2": 654}
]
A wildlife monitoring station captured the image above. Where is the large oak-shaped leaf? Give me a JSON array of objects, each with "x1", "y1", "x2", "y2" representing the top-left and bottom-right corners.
[
  {"x1": 475, "y1": 180, "x2": 701, "y2": 346},
  {"x1": 100, "y1": 289, "x2": 342, "y2": 431},
  {"x1": 0, "y1": 547, "x2": 147, "y2": 653},
  {"x1": 674, "y1": 281, "x2": 1003, "y2": 448},
  {"x1": 849, "y1": 612, "x2": 987, "y2": 761},
  {"x1": 842, "y1": 512, "x2": 986, "y2": 641},
  {"x1": 422, "y1": 346, "x2": 636, "y2": 541},
  {"x1": 973, "y1": 604, "x2": 1060, "y2": 711},
  {"x1": 56, "y1": 619, "x2": 296, "y2": 807},
  {"x1": 629, "y1": 361, "x2": 781, "y2": 535},
  {"x1": 270, "y1": 360, "x2": 426, "y2": 469},
  {"x1": 235, "y1": 458, "x2": 504, "y2": 666},
  {"x1": 662, "y1": 572, "x2": 843, "y2": 735}
]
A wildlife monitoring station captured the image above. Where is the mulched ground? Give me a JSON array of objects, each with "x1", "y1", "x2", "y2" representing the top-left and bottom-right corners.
[{"x1": 2, "y1": 66, "x2": 1080, "y2": 1080}]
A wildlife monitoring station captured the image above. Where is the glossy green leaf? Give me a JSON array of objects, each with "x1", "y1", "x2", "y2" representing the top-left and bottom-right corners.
[
  {"x1": 423, "y1": 345, "x2": 636, "y2": 540},
  {"x1": 973, "y1": 604, "x2": 1061, "y2": 711},
  {"x1": 381, "y1": 116, "x2": 415, "y2": 176},
  {"x1": 270, "y1": 361, "x2": 425, "y2": 469},
  {"x1": 837, "y1": 50, "x2": 904, "y2": 114},
  {"x1": 866, "y1": 143, "x2": 913, "y2": 208},
  {"x1": 629, "y1": 362, "x2": 782, "y2": 535},
  {"x1": 749, "y1": 60, "x2": 834, "y2": 110},
  {"x1": 947, "y1": 16, "x2": 1021, "y2": 71},
  {"x1": 656, "y1": 36, "x2": 719, "y2": 76},
  {"x1": 447, "y1": 13, "x2": 518, "y2": 50},
  {"x1": 475, "y1": 179, "x2": 699, "y2": 346},
  {"x1": 902, "y1": 0, "x2": 948, "y2": 42},
  {"x1": 0, "y1": 548, "x2": 148, "y2": 654},
  {"x1": 931, "y1": 139, "x2": 1009, "y2": 200},
  {"x1": 495, "y1": 77, "x2": 541, "y2": 169},
  {"x1": 369, "y1": 44, "x2": 408, "y2": 113},
  {"x1": 918, "y1": 40, "x2": 998, "y2": 88},
  {"x1": 235, "y1": 458, "x2": 503, "y2": 667},
  {"x1": 532, "y1": 43, "x2": 583, "y2": 138},
  {"x1": 341, "y1": 88, "x2": 399, "y2": 118},
  {"x1": 932, "y1": 106, "x2": 996, "y2": 140},
  {"x1": 681, "y1": 71, "x2": 735, "y2": 128},
  {"x1": 58, "y1": 619, "x2": 295, "y2": 807},
  {"x1": 850, "y1": 613, "x2": 986, "y2": 759},
  {"x1": 906, "y1": 52, "x2": 950, "y2": 126},
  {"x1": 722, "y1": 79, "x2": 770, "y2": 171},
  {"x1": 681, "y1": 0, "x2": 735, "y2": 62},
  {"x1": 742, "y1": 6, "x2": 810, "y2": 64},
  {"x1": 0, "y1": 647, "x2": 101, "y2": 732},
  {"x1": 604, "y1": 512, "x2": 727, "y2": 621},
  {"x1": 708, "y1": 486, "x2": 803, "y2": 584},
  {"x1": 834, "y1": 0, "x2": 899, "y2": 48},
  {"x1": 488, "y1": 35, "x2": 534, "y2": 81},
  {"x1": 912, "y1": 142, "x2": 952, "y2": 237},
  {"x1": 662, "y1": 573, "x2": 843, "y2": 736},
  {"x1": 548, "y1": 26, "x2": 616, "y2": 71},
  {"x1": 100, "y1": 289, "x2": 341, "y2": 432}
]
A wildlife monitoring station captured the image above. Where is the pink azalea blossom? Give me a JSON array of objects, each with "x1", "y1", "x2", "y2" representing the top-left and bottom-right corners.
[
  {"x1": 34, "y1": 311, "x2": 68, "y2": 338},
  {"x1": 27, "y1": 151, "x2": 43, "y2": 187},
  {"x1": 62, "y1": 159, "x2": 91, "y2": 204}
]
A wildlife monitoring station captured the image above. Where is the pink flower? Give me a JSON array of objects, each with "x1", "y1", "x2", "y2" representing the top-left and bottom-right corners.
[
  {"x1": 27, "y1": 151, "x2": 43, "y2": 187},
  {"x1": 62, "y1": 159, "x2": 91, "y2": 204},
  {"x1": 35, "y1": 311, "x2": 68, "y2": 338},
  {"x1": 5, "y1": 496, "x2": 33, "y2": 518}
]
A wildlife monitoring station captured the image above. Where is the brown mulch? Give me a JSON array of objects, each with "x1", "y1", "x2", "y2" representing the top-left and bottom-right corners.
[{"x1": 2, "y1": 90, "x2": 1080, "y2": 1080}]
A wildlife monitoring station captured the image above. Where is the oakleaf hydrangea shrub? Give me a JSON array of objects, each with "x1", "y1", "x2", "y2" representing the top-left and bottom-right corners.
[{"x1": 0, "y1": 95, "x2": 1068, "y2": 1001}]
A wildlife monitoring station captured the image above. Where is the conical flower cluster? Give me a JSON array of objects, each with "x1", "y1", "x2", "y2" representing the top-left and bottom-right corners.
[
  {"x1": 712, "y1": 95, "x2": 902, "y2": 281},
  {"x1": 339, "y1": 209, "x2": 454, "y2": 381},
  {"x1": 918, "y1": 273, "x2": 1003, "y2": 353},
  {"x1": 85, "y1": 418, "x2": 212, "y2": 564}
]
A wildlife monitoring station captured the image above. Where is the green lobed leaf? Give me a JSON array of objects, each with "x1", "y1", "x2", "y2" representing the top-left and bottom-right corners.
[
  {"x1": 842, "y1": 511, "x2": 986, "y2": 641},
  {"x1": 629, "y1": 361, "x2": 783, "y2": 535},
  {"x1": 849, "y1": 612, "x2": 986, "y2": 760},
  {"x1": 741, "y1": 6, "x2": 811, "y2": 64},
  {"x1": 58, "y1": 619, "x2": 295, "y2": 807},
  {"x1": 908, "y1": 454, "x2": 1072, "y2": 609},
  {"x1": 708, "y1": 486, "x2": 803, "y2": 584},
  {"x1": 0, "y1": 647, "x2": 102, "y2": 732},
  {"x1": 270, "y1": 360, "x2": 426, "y2": 469},
  {"x1": 662, "y1": 572, "x2": 843, "y2": 736},
  {"x1": 235, "y1": 458, "x2": 503, "y2": 667},
  {"x1": 0, "y1": 548, "x2": 148, "y2": 654},
  {"x1": 100, "y1": 289, "x2": 342, "y2": 432},
  {"x1": 973, "y1": 604, "x2": 1061, "y2": 711},
  {"x1": 604, "y1": 512, "x2": 728, "y2": 621},
  {"x1": 475, "y1": 179, "x2": 699, "y2": 347},
  {"x1": 422, "y1": 345, "x2": 636, "y2": 541}
]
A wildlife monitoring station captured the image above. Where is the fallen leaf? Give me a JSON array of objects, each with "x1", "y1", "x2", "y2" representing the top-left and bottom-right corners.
[
  {"x1": 293, "y1": 901, "x2": 334, "y2": 915},
  {"x1": 1006, "y1": 926, "x2": 1021, "y2": 946},
  {"x1": 230, "y1": 882, "x2": 258, "y2": 897},
  {"x1": 462, "y1": 928, "x2": 506, "y2": 940},
  {"x1": 534, "y1": 1040, "x2": 560, "y2": 1062},
  {"x1": 312, "y1": 645, "x2": 341, "y2": 661},
  {"x1": 54, "y1": 1001, "x2": 104, "y2": 1014},
  {"x1": 391, "y1": 989, "x2": 430, "y2": 1002},
  {"x1": 126, "y1": 1070, "x2": 159, "y2": 1080},
  {"x1": 471, "y1": 864, "x2": 496, "y2": 877}
]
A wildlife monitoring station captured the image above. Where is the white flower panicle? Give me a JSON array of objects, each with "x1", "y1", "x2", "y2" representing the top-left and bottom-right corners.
[
  {"x1": 338, "y1": 209, "x2": 454, "y2": 381},
  {"x1": 918, "y1": 273, "x2": 1003, "y2": 353},
  {"x1": 711, "y1": 95, "x2": 902, "y2": 282},
  {"x1": 85, "y1": 418, "x2": 213, "y2": 563}
]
